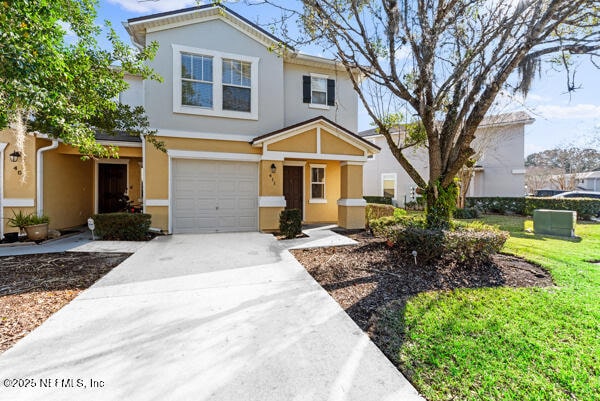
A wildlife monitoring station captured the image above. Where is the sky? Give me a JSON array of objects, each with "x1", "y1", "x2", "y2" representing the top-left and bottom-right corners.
[{"x1": 96, "y1": 0, "x2": 600, "y2": 156}]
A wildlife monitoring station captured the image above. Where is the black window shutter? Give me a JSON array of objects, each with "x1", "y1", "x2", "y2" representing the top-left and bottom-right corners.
[
  {"x1": 302, "y1": 76, "x2": 311, "y2": 103},
  {"x1": 327, "y1": 79, "x2": 335, "y2": 106}
]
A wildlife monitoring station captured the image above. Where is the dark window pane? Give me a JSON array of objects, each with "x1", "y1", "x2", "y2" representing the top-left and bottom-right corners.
[
  {"x1": 181, "y1": 54, "x2": 192, "y2": 79},
  {"x1": 311, "y1": 91, "x2": 326, "y2": 105},
  {"x1": 223, "y1": 85, "x2": 251, "y2": 112},
  {"x1": 203, "y1": 57, "x2": 213, "y2": 81},
  {"x1": 312, "y1": 184, "x2": 324, "y2": 199},
  {"x1": 182, "y1": 81, "x2": 213, "y2": 107},
  {"x1": 312, "y1": 168, "x2": 324, "y2": 183}
]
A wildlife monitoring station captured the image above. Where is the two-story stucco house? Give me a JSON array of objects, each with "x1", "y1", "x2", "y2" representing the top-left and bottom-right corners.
[
  {"x1": 360, "y1": 112, "x2": 534, "y2": 205},
  {"x1": 0, "y1": 4, "x2": 378, "y2": 239}
]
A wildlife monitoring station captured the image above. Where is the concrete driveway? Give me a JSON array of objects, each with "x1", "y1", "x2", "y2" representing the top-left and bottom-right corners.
[{"x1": 0, "y1": 233, "x2": 423, "y2": 401}]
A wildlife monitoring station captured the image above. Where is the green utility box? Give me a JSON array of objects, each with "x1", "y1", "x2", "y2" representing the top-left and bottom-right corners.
[{"x1": 533, "y1": 209, "x2": 577, "y2": 237}]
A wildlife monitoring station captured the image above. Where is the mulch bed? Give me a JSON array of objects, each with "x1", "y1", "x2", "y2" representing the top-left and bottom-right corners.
[
  {"x1": 291, "y1": 231, "x2": 553, "y2": 332},
  {"x1": 0, "y1": 252, "x2": 130, "y2": 354}
]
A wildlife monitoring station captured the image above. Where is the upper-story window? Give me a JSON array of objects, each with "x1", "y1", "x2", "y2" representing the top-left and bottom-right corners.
[
  {"x1": 303, "y1": 74, "x2": 335, "y2": 109},
  {"x1": 222, "y1": 59, "x2": 251, "y2": 112},
  {"x1": 181, "y1": 53, "x2": 213, "y2": 108},
  {"x1": 173, "y1": 45, "x2": 259, "y2": 120}
]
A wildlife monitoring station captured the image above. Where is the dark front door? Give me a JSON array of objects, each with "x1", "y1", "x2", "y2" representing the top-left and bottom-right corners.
[
  {"x1": 283, "y1": 166, "x2": 303, "y2": 212},
  {"x1": 98, "y1": 164, "x2": 127, "y2": 213}
]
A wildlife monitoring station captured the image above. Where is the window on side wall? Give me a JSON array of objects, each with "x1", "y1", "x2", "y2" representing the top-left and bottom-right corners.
[
  {"x1": 303, "y1": 74, "x2": 335, "y2": 108},
  {"x1": 382, "y1": 173, "x2": 396, "y2": 199},
  {"x1": 310, "y1": 165, "x2": 326, "y2": 203}
]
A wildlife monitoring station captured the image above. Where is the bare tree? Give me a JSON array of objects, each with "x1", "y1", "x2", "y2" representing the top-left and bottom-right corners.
[
  {"x1": 260, "y1": 0, "x2": 600, "y2": 227},
  {"x1": 525, "y1": 166, "x2": 559, "y2": 194}
]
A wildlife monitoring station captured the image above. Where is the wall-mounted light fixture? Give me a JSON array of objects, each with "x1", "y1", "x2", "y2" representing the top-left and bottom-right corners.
[
  {"x1": 9, "y1": 151, "x2": 21, "y2": 163},
  {"x1": 270, "y1": 163, "x2": 277, "y2": 174}
]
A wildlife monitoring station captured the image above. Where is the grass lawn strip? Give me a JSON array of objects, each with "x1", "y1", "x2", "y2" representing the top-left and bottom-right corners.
[
  {"x1": 292, "y1": 216, "x2": 600, "y2": 400},
  {"x1": 0, "y1": 252, "x2": 130, "y2": 354}
]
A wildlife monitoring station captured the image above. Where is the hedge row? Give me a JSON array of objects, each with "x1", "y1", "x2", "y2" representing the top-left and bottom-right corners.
[
  {"x1": 466, "y1": 197, "x2": 600, "y2": 220},
  {"x1": 92, "y1": 213, "x2": 152, "y2": 241},
  {"x1": 363, "y1": 196, "x2": 393, "y2": 205},
  {"x1": 370, "y1": 215, "x2": 508, "y2": 265}
]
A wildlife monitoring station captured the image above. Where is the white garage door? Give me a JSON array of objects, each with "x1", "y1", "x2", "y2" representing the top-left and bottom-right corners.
[{"x1": 172, "y1": 159, "x2": 258, "y2": 233}]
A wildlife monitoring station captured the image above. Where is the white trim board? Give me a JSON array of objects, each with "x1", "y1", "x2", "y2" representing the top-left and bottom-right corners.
[
  {"x1": 2, "y1": 198, "x2": 35, "y2": 207},
  {"x1": 337, "y1": 198, "x2": 367, "y2": 207},
  {"x1": 258, "y1": 196, "x2": 286, "y2": 207},
  {"x1": 146, "y1": 199, "x2": 169, "y2": 207},
  {"x1": 156, "y1": 129, "x2": 255, "y2": 142},
  {"x1": 167, "y1": 150, "x2": 261, "y2": 162}
]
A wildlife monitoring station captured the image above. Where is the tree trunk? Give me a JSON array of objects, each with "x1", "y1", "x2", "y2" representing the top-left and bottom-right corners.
[{"x1": 425, "y1": 181, "x2": 458, "y2": 229}]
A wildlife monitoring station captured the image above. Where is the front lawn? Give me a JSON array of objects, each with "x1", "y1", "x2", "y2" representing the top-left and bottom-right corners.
[{"x1": 396, "y1": 215, "x2": 600, "y2": 400}]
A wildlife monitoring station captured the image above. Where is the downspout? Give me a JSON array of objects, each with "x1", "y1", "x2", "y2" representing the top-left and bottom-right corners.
[{"x1": 36, "y1": 140, "x2": 59, "y2": 216}]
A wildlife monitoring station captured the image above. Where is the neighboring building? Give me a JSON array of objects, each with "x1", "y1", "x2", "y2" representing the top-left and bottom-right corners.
[
  {"x1": 0, "y1": 4, "x2": 378, "y2": 239},
  {"x1": 543, "y1": 170, "x2": 600, "y2": 191},
  {"x1": 360, "y1": 112, "x2": 534, "y2": 206}
]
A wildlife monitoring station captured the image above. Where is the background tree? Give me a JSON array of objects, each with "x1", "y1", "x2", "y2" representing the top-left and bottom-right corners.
[
  {"x1": 525, "y1": 147, "x2": 600, "y2": 173},
  {"x1": 0, "y1": 0, "x2": 163, "y2": 180},
  {"x1": 261, "y1": 0, "x2": 600, "y2": 227}
]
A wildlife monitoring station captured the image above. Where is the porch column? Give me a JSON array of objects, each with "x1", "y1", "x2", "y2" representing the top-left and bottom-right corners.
[
  {"x1": 258, "y1": 160, "x2": 285, "y2": 231},
  {"x1": 337, "y1": 162, "x2": 366, "y2": 229}
]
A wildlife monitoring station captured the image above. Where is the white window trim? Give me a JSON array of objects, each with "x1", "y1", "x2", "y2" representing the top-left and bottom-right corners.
[
  {"x1": 173, "y1": 44, "x2": 259, "y2": 120},
  {"x1": 309, "y1": 164, "x2": 327, "y2": 203},
  {"x1": 381, "y1": 173, "x2": 397, "y2": 200},
  {"x1": 309, "y1": 73, "x2": 331, "y2": 110}
]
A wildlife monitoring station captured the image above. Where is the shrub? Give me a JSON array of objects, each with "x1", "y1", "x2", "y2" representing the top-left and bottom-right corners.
[
  {"x1": 7, "y1": 210, "x2": 50, "y2": 228},
  {"x1": 465, "y1": 197, "x2": 526, "y2": 215},
  {"x1": 405, "y1": 196, "x2": 426, "y2": 211},
  {"x1": 393, "y1": 208, "x2": 407, "y2": 218},
  {"x1": 363, "y1": 196, "x2": 393, "y2": 205},
  {"x1": 524, "y1": 197, "x2": 600, "y2": 220},
  {"x1": 453, "y1": 207, "x2": 481, "y2": 219},
  {"x1": 279, "y1": 209, "x2": 302, "y2": 239},
  {"x1": 365, "y1": 203, "x2": 396, "y2": 227},
  {"x1": 92, "y1": 213, "x2": 151, "y2": 241},
  {"x1": 371, "y1": 215, "x2": 508, "y2": 265}
]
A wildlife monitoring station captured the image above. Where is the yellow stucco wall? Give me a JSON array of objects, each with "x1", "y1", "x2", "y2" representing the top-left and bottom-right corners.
[
  {"x1": 267, "y1": 129, "x2": 317, "y2": 153},
  {"x1": 304, "y1": 160, "x2": 340, "y2": 223},
  {"x1": 338, "y1": 205, "x2": 366, "y2": 229},
  {"x1": 340, "y1": 164, "x2": 363, "y2": 199},
  {"x1": 259, "y1": 160, "x2": 283, "y2": 197},
  {"x1": 1, "y1": 130, "x2": 37, "y2": 234},
  {"x1": 127, "y1": 159, "x2": 143, "y2": 204},
  {"x1": 42, "y1": 144, "x2": 94, "y2": 230},
  {"x1": 321, "y1": 130, "x2": 364, "y2": 156},
  {"x1": 259, "y1": 207, "x2": 284, "y2": 231},
  {"x1": 56, "y1": 143, "x2": 142, "y2": 158},
  {"x1": 146, "y1": 206, "x2": 168, "y2": 231}
]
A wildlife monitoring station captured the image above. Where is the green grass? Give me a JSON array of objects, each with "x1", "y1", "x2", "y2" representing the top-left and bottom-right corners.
[{"x1": 389, "y1": 214, "x2": 600, "y2": 400}]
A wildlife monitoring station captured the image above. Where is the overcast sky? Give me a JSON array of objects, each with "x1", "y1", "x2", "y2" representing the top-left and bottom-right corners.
[{"x1": 99, "y1": 0, "x2": 600, "y2": 156}]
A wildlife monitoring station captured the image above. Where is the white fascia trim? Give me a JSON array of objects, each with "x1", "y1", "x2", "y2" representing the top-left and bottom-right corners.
[
  {"x1": 96, "y1": 141, "x2": 142, "y2": 148},
  {"x1": 337, "y1": 198, "x2": 367, "y2": 207},
  {"x1": 340, "y1": 161, "x2": 365, "y2": 166},
  {"x1": 146, "y1": 199, "x2": 169, "y2": 207},
  {"x1": 283, "y1": 160, "x2": 306, "y2": 166},
  {"x1": 172, "y1": 44, "x2": 259, "y2": 120},
  {"x1": 168, "y1": 150, "x2": 261, "y2": 162},
  {"x1": 263, "y1": 151, "x2": 367, "y2": 162},
  {"x1": 36, "y1": 139, "x2": 59, "y2": 216},
  {"x1": 156, "y1": 129, "x2": 255, "y2": 142},
  {"x1": 258, "y1": 196, "x2": 286, "y2": 207},
  {"x1": 3, "y1": 198, "x2": 35, "y2": 207},
  {"x1": 309, "y1": 199, "x2": 328, "y2": 204},
  {"x1": 512, "y1": 169, "x2": 526, "y2": 174}
]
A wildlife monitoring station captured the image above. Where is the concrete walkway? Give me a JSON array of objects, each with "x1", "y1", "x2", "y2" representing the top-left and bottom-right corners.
[
  {"x1": 0, "y1": 232, "x2": 148, "y2": 256},
  {"x1": 0, "y1": 233, "x2": 423, "y2": 401}
]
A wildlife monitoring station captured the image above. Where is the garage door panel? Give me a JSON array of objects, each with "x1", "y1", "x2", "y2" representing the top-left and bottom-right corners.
[{"x1": 172, "y1": 159, "x2": 258, "y2": 233}]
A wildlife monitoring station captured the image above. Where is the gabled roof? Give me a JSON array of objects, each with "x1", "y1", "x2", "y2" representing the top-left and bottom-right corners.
[
  {"x1": 124, "y1": 4, "x2": 290, "y2": 51},
  {"x1": 252, "y1": 116, "x2": 380, "y2": 152},
  {"x1": 358, "y1": 111, "x2": 536, "y2": 138}
]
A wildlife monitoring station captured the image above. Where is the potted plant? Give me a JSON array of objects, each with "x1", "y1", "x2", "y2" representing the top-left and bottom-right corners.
[
  {"x1": 7, "y1": 210, "x2": 50, "y2": 242},
  {"x1": 7, "y1": 209, "x2": 30, "y2": 241},
  {"x1": 24, "y1": 214, "x2": 50, "y2": 242}
]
